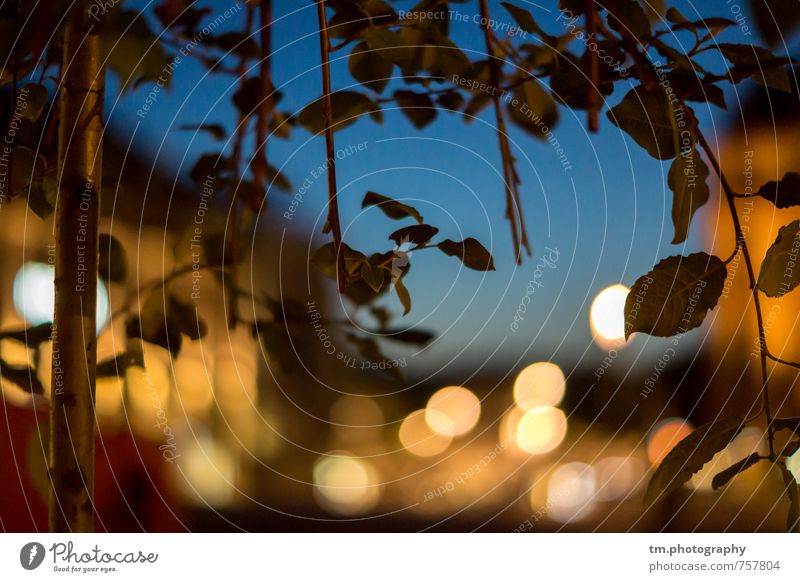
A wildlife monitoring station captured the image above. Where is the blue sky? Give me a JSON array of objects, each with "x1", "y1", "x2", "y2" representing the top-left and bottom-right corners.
[{"x1": 106, "y1": 0, "x2": 781, "y2": 378}]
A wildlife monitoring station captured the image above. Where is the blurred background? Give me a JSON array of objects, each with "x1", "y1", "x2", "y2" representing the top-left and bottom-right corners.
[{"x1": 1, "y1": 0, "x2": 799, "y2": 531}]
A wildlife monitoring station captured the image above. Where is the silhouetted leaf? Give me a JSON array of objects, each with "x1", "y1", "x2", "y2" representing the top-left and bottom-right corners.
[
  {"x1": 394, "y1": 275, "x2": 411, "y2": 315},
  {"x1": 607, "y1": 0, "x2": 651, "y2": 41},
  {"x1": 362, "y1": 191, "x2": 423, "y2": 223},
  {"x1": 718, "y1": 43, "x2": 791, "y2": 92},
  {"x1": 178, "y1": 123, "x2": 226, "y2": 140},
  {"x1": 508, "y1": 80, "x2": 558, "y2": 139},
  {"x1": 779, "y1": 463, "x2": 800, "y2": 533},
  {"x1": 382, "y1": 328, "x2": 434, "y2": 344},
  {"x1": 0, "y1": 323, "x2": 52, "y2": 347},
  {"x1": 102, "y1": 8, "x2": 169, "y2": 90},
  {"x1": 312, "y1": 242, "x2": 367, "y2": 279},
  {"x1": 0, "y1": 359, "x2": 44, "y2": 394},
  {"x1": 437, "y1": 238, "x2": 496, "y2": 271},
  {"x1": 360, "y1": 262, "x2": 386, "y2": 293},
  {"x1": 607, "y1": 87, "x2": 685, "y2": 160},
  {"x1": 757, "y1": 172, "x2": 800, "y2": 208},
  {"x1": 501, "y1": 2, "x2": 546, "y2": 36},
  {"x1": 749, "y1": 0, "x2": 800, "y2": 47},
  {"x1": 711, "y1": 453, "x2": 762, "y2": 490},
  {"x1": 668, "y1": 147, "x2": 710, "y2": 243},
  {"x1": 773, "y1": 417, "x2": 800, "y2": 435},
  {"x1": 624, "y1": 253, "x2": 726, "y2": 338},
  {"x1": 349, "y1": 41, "x2": 392, "y2": 93},
  {"x1": 644, "y1": 416, "x2": 743, "y2": 509},
  {"x1": 297, "y1": 91, "x2": 380, "y2": 134},
  {"x1": 389, "y1": 224, "x2": 439, "y2": 245},
  {"x1": 758, "y1": 221, "x2": 800, "y2": 297},
  {"x1": 99, "y1": 233, "x2": 128, "y2": 283},
  {"x1": 394, "y1": 90, "x2": 436, "y2": 129},
  {"x1": 96, "y1": 343, "x2": 145, "y2": 378},
  {"x1": 437, "y1": 90, "x2": 464, "y2": 111}
]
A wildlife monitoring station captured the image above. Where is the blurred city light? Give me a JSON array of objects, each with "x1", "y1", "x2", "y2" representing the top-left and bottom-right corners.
[
  {"x1": 425, "y1": 386, "x2": 481, "y2": 437},
  {"x1": 590, "y1": 284, "x2": 629, "y2": 346},
  {"x1": 513, "y1": 362, "x2": 566, "y2": 410},
  {"x1": 399, "y1": 409, "x2": 452, "y2": 457},
  {"x1": 313, "y1": 452, "x2": 380, "y2": 515},
  {"x1": 516, "y1": 406, "x2": 568, "y2": 455}
]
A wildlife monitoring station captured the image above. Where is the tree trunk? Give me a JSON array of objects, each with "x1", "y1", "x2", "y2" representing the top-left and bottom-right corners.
[{"x1": 49, "y1": 4, "x2": 104, "y2": 533}]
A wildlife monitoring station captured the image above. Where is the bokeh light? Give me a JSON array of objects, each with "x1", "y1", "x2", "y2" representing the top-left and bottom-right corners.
[
  {"x1": 594, "y1": 456, "x2": 645, "y2": 501},
  {"x1": 513, "y1": 362, "x2": 566, "y2": 410},
  {"x1": 425, "y1": 386, "x2": 481, "y2": 437},
  {"x1": 545, "y1": 462, "x2": 598, "y2": 523},
  {"x1": 330, "y1": 395, "x2": 384, "y2": 437},
  {"x1": 399, "y1": 409, "x2": 452, "y2": 457},
  {"x1": 516, "y1": 406, "x2": 568, "y2": 455},
  {"x1": 590, "y1": 284, "x2": 629, "y2": 345},
  {"x1": 647, "y1": 418, "x2": 694, "y2": 467},
  {"x1": 13, "y1": 262, "x2": 109, "y2": 332},
  {"x1": 313, "y1": 452, "x2": 380, "y2": 515},
  {"x1": 179, "y1": 433, "x2": 236, "y2": 507}
]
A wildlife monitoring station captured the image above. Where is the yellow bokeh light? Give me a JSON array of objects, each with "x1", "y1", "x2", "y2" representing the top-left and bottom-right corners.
[
  {"x1": 313, "y1": 452, "x2": 380, "y2": 515},
  {"x1": 647, "y1": 418, "x2": 694, "y2": 467},
  {"x1": 399, "y1": 409, "x2": 452, "y2": 457},
  {"x1": 499, "y1": 406, "x2": 525, "y2": 447},
  {"x1": 513, "y1": 362, "x2": 566, "y2": 411},
  {"x1": 425, "y1": 386, "x2": 481, "y2": 437},
  {"x1": 516, "y1": 406, "x2": 568, "y2": 455},
  {"x1": 590, "y1": 284, "x2": 630, "y2": 344},
  {"x1": 174, "y1": 356, "x2": 214, "y2": 417},
  {"x1": 180, "y1": 433, "x2": 236, "y2": 507},
  {"x1": 545, "y1": 462, "x2": 597, "y2": 523}
]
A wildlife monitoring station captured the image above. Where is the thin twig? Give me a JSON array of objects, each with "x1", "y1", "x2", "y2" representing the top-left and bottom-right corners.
[
  {"x1": 316, "y1": 0, "x2": 347, "y2": 292},
  {"x1": 478, "y1": 0, "x2": 530, "y2": 263},
  {"x1": 586, "y1": 0, "x2": 599, "y2": 133},
  {"x1": 766, "y1": 352, "x2": 800, "y2": 370},
  {"x1": 695, "y1": 128, "x2": 776, "y2": 460},
  {"x1": 252, "y1": 0, "x2": 272, "y2": 194}
]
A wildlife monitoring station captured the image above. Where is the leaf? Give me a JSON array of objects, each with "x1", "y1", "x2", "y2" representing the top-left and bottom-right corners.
[
  {"x1": 644, "y1": 416, "x2": 743, "y2": 509},
  {"x1": 507, "y1": 80, "x2": 559, "y2": 139},
  {"x1": 607, "y1": 0, "x2": 652, "y2": 41},
  {"x1": 311, "y1": 242, "x2": 367, "y2": 279},
  {"x1": 783, "y1": 440, "x2": 800, "y2": 458},
  {"x1": 773, "y1": 417, "x2": 800, "y2": 436},
  {"x1": 96, "y1": 343, "x2": 145, "y2": 378},
  {"x1": 711, "y1": 453, "x2": 762, "y2": 490},
  {"x1": 99, "y1": 233, "x2": 128, "y2": 283},
  {"x1": 758, "y1": 221, "x2": 800, "y2": 297},
  {"x1": 717, "y1": 43, "x2": 791, "y2": 92},
  {"x1": 360, "y1": 263, "x2": 386, "y2": 293},
  {"x1": 102, "y1": 8, "x2": 170, "y2": 90},
  {"x1": 168, "y1": 296, "x2": 207, "y2": 340},
  {"x1": 382, "y1": 328, "x2": 434, "y2": 345},
  {"x1": 779, "y1": 463, "x2": 800, "y2": 533},
  {"x1": 501, "y1": 2, "x2": 546, "y2": 36},
  {"x1": 349, "y1": 41, "x2": 393, "y2": 93},
  {"x1": 757, "y1": 172, "x2": 800, "y2": 208},
  {"x1": 232, "y1": 77, "x2": 263, "y2": 117},
  {"x1": 394, "y1": 90, "x2": 436, "y2": 129},
  {"x1": 624, "y1": 253, "x2": 726, "y2": 339},
  {"x1": 668, "y1": 147, "x2": 710, "y2": 243},
  {"x1": 607, "y1": 87, "x2": 684, "y2": 160},
  {"x1": 254, "y1": 321, "x2": 295, "y2": 374},
  {"x1": 394, "y1": 274, "x2": 411, "y2": 315},
  {"x1": 437, "y1": 90, "x2": 464, "y2": 111},
  {"x1": 20, "y1": 83, "x2": 48, "y2": 122},
  {"x1": 389, "y1": 224, "x2": 439, "y2": 245},
  {"x1": 0, "y1": 323, "x2": 52, "y2": 347},
  {"x1": 0, "y1": 359, "x2": 45, "y2": 395},
  {"x1": 749, "y1": 0, "x2": 800, "y2": 47},
  {"x1": 26, "y1": 177, "x2": 57, "y2": 220},
  {"x1": 297, "y1": 91, "x2": 380, "y2": 134},
  {"x1": 437, "y1": 238, "x2": 496, "y2": 271},
  {"x1": 362, "y1": 191, "x2": 423, "y2": 223},
  {"x1": 178, "y1": 123, "x2": 226, "y2": 140}
]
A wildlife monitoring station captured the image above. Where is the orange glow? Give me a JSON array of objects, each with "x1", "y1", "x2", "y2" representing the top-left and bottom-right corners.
[
  {"x1": 647, "y1": 418, "x2": 694, "y2": 467},
  {"x1": 513, "y1": 362, "x2": 566, "y2": 410},
  {"x1": 515, "y1": 406, "x2": 568, "y2": 455},
  {"x1": 399, "y1": 409, "x2": 452, "y2": 457},
  {"x1": 425, "y1": 386, "x2": 481, "y2": 437}
]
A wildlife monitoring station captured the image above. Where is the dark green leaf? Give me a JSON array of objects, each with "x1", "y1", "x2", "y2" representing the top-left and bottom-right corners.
[
  {"x1": 711, "y1": 453, "x2": 762, "y2": 490},
  {"x1": 99, "y1": 233, "x2": 128, "y2": 283},
  {"x1": 362, "y1": 191, "x2": 423, "y2": 223},
  {"x1": 624, "y1": 253, "x2": 726, "y2": 338},
  {"x1": 501, "y1": 2, "x2": 546, "y2": 35},
  {"x1": 668, "y1": 147, "x2": 710, "y2": 244},
  {"x1": 437, "y1": 238, "x2": 496, "y2": 271},
  {"x1": 389, "y1": 224, "x2": 439, "y2": 245},
  {"x1": 757, "y1": 172, "x2": 800, "y2": 208},
  {"x1": 757, "y1": 220, "x2": 800, "y2": 297},
  {"x1": 349, "y1": 41, "x2": 393, "y2": 93},
  {"x1": 607, "y1": 87, "x2": 684, "y2": 160},
  {"x1": 644, "y1": 416, "x2": 743, "y2": 509},
  {"x1": 312, "y1": 242, "x2": 367, "y2": 279},
  {"x1": 360, "y1": 263, "x2": 386, "y2": 293}
]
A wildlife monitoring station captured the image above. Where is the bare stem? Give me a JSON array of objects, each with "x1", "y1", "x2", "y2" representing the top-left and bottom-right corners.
[
  {"x1": 586, "y1": 0, "x2": 600, "y2": 133},
  {"x1": 316, "y1": 0, "x2": 347, "y2": 292},
  {"x1": 478, "y1": 0, "x2": 530, "y2": 263},
  {"x1": 252, "y1": 0, "x2": 272, "y2": 194},
  {"x1": 694, "y1": 128, "x2": 776, "y2": 460}
]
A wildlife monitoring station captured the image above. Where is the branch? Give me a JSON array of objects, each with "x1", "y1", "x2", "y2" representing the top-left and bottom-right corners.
[
  {"x1": 586, "y1": 0, "x2": 600, "y2": 133},
  {"x1": 316, "y1": 0, "x2": 347, "y2": 292},
  {"x1": 766, "y1": 352, "x2": 800, "y2": 370},
  {"x1": 478, "y1": 0, "x2": 530, "y2": 263}
]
